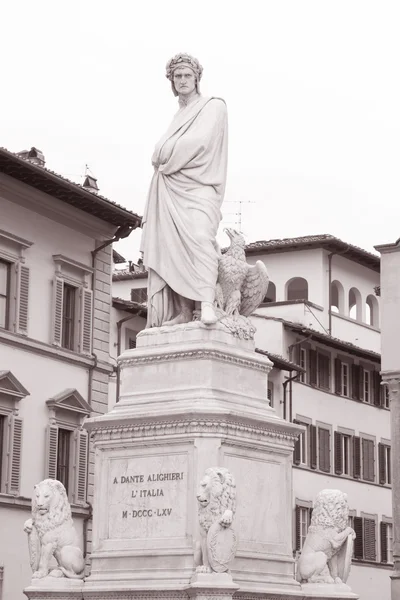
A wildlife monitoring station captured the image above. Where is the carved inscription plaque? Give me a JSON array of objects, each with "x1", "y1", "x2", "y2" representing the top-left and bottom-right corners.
[{"x1": 107, "y1": 452, "x2": 188, "y2": 540}]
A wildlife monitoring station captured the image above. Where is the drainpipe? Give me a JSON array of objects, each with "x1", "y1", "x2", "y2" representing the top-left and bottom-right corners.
[
  {"x1": 83, "y1": 223, "x2": 138, "y2": 560},
  {"x1": 282, "y1": 334, "x2": 313, "y2": 421},
  {"x1": 283, "y1": 371, "x2": 300, "y2": 421}
]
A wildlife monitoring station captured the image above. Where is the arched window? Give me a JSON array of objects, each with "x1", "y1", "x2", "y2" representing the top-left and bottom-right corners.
[
  {"x1": 330, "y1": 280, "x2": 344, "y2": 314},
  {"x1": 264, "y1": 281, "x2": 276, "y2": 303},
  {"x1": 366, "y1": 294, "x2": 379, "y2": 327},
  {"x1": 349, "y1": 287, "x2": 362, "y2": 320},
  {"x1": 286, "y1": 277, "x2": 308, "y2": 301}
]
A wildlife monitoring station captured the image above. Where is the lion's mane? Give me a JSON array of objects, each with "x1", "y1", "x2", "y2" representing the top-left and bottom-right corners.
[
  {"x1": 32, "y1": 479, "x2": 73, "y2": 537},
  {"x1": 309, "y1": 489, "x2": 349, "y2": 533},
  {"x1": 198, "y1": 467, "x2": 236, "y2": 533}
]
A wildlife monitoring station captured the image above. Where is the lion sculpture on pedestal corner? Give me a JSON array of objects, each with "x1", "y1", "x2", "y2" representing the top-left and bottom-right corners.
[
  {"x1": 297, "y1": 489, "x2": 356, "y2": 585},
  {"x1": 194, "y1": 467, "x2": 237, "y2": 573},
  {"x1": 24, "y1": 479, "x2": 85, "y2": 580}
]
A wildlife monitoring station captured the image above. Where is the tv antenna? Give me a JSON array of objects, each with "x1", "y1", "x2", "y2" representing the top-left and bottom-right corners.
[{"x1": 223, "y1": 199, "x2": 255, "y2": 233}]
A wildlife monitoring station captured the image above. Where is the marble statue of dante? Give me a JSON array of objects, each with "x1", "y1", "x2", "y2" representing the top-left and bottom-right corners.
[{"x1": 140, "y1": 53, "x2": 228, "y2": 328}]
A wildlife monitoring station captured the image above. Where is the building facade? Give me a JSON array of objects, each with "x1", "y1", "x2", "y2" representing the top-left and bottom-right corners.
[
  {"x1": 0, "y1": 147, "x2": 140, "y2": 600},
  {"x1": 111, "y1": 234, "x2": 392, "y2": 600}
]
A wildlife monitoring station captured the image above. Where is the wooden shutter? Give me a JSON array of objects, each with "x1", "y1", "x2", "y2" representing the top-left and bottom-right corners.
[
  {"x1": 378, "y1": 443, "x2": 386, "y2": 485},
  {"x1": 364, "y1": 518, "x2": 376, "y2": 561},
  {"x1": 128, "y1": 337, "x2": 137, "y2": 350},
  {"x1": 362, "y1": 439, "x2": 375, "y2": 482},
  {"x1": 16, "y1": 265, "x2": 30, "y2": 335},
  {"x1": 46, "y1": 425, "x2": 58, "y2": 479},
  {"x1": 295, "y1": 506, "x2": 302, "y2": 551},
  {"x1": 75, "y1": 430, "x2": 88, "y2": 504},
  {"x1": 373, "y1": 371, "x2": 382, "y2": 406},
  {"x1": 380, "y1": 522, "x2": 388, "y2": 563},
  {"x1": 80, "y1": 288, "x2": 93, "y2": 355},
  {"x1": 52, "y1": 277, "x2": 64, "y2": 346},
  {"x1": 309, "y1": 425, "x2": 317, "y2": 470},
  {"x1": 353, "y1": 436, "x2": 361, "y2": 479},
  {"x1": 334, "y1": 431, "x2": 343, "y2": 475},
  {"x1": 353, "y1": 516, "x2": 364, "y2": 559},
  {"x1": 351, "y1": 364, "x2": 363, "y2": 401},
  {"x1": 7, "y1": 416, "x2": 23, "y2": 494},
  {"x1": 334, "y1": 358, "x2": 342, "y2": 395},
  {"x1": 293, "y1": 420, "x2": 301, "y2": 466},
  {"x1": 318, "y1": 428, "x2": 331, "y2": 473},
  {"x1": 309, "y1": 350, "x2": 317, "y2": 386}
]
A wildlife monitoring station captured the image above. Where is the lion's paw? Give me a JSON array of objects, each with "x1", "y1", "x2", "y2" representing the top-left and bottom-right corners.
[
  {"x1": 24, "y1": 519, "x2": 33, "y2": 534},
  {"x1": 32, "y1": 570, "x2": 48, "y2": 579}
]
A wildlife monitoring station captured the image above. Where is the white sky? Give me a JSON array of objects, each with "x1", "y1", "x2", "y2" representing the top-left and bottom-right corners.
[{"x1": 1, "y1": 0, "x2": 399, "y2": 261}]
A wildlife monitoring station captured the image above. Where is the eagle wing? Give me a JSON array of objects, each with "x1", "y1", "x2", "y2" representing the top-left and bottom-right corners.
[{"x1": 239, "y1": 260, "x2": 269, "y2": 317}]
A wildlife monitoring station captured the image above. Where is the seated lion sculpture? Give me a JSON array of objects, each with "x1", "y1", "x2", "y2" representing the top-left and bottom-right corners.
[
  {"x1": 24, "y1": 479, "x2": 85, "y2": 580},
  {"x1": 194, "y1": 467, "x2": 237, "y2": 573},
  {"x1": 297, "y1": 489, "x2": 356, "y2": 585}
]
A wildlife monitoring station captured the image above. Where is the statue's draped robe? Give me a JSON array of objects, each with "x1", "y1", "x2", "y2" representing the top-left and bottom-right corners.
[{"x1": 141, "y1": 96, "x2": 228, "y2": 327}]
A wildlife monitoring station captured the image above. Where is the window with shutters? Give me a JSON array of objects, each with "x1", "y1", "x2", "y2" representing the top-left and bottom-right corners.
[
  {"x1": 0, "y1": 371, "x2": 29, "y2": 496},
  {"x1": 52, "y1": 255, "x2": 93, "y2": 355},
  {"x1": 341, "y1": 363, "x2": 349, "y2": 396},
  {"x1": 295, "y1": 503, "x2": 312, "y2": 551},
  {"x1": 299, "y1": 348, "x2": 307, "y2": 383},
  {"x1": 131, "y1": 287, "x2": 148, "y2": 304},
  {"x1": 334, "y1": 431, "x2": 352, "y2": 476},
  {"x1": 380, "y1": 521, "x2": 393, "y2": 564},
  {"x1": 46, "y1": 389, "x2": 90, "y2": 504},
  {"x1": 383, "y1": 386, "x2": 390, "y2": 409},
  {"x1": 0, "y1": 230, "x2": 32, "y2": 336},
  {"x1": 361, "y1": 437, "x2": 375, "y2": 482},
  {"x1": 353, "y1": 515, "x2": 377, "y2": 561},
  {"x1": 318, "y1": 426, "x2": 331, "y2": 473},
  {"x1": 363, "y1": 369, "x2": 370, "y2": 403},
  {"x1": 308, "y1": 350, "x2": 331, "y2": 391},
  {"x1": 334, "y1": 358, "x2": 351, "y2": 397},
  {"x1": 378, "y1": 442, "x2": 391, "y2": 485},
  {"x1": 0, "y1": 259, "x2": 11, "y2": 329},
  {"x1": 293, "y1": 419, "x2": 309, "y2": 466}
]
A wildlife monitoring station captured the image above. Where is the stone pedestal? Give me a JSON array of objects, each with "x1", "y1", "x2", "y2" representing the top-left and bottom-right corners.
[
  {"x1": 83, "y1": 322, "x2": 303, "y2": 598},
  {"x1": 23, "y1": 578, "x2": 84, "y2": 600}
]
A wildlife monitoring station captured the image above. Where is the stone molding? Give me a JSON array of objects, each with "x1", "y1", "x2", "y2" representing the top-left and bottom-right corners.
[
  {"x1": 88, "y1": 416, "x2": 299, "y2": 447},
  {"x1": 84, "y1": 594, "x2": 187, "y2": 600},
  {"x1": 119, "y1": 349, "x2": 271, "y2": 373}
]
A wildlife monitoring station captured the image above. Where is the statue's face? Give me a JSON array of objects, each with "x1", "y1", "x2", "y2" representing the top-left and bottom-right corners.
[{"x1": 173, "y1": 67, "x2": 196, "y2": 96}]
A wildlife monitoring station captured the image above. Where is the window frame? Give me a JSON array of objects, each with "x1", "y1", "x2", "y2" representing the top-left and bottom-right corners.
[
  {"x1": 52, "y1": 255, "x2": 93, "y2": 355},
  {"x1": 0, "y1": 230, "x2": 32, "y2": 336},
  {"x1": 293, "y1": 415, "x2": 311, "y2": 467},
  {"x1": 0, "y1": 371, "x2": 28, "y2": 496},
  {"x1": 361, "y1": 434, "x2": 376, "y2": 483},
  {"x1": 299, "y1": 348, "x2": 307, "y2": 383},
  {"x1": 317, "y1": 422, "x2": 332, "y2": 474},
  {"x1": 295, "y1": 499, "x2": 313, "y2": 552},
  {"x1": 379, "y1": 439, "x2": 392, "y2": 486},
  {"x1": 0, "y1": 258, "x2": 11, "y2": 330},
  {"x1": 381, "y1": 518, "x2": 394, "y2": 564},
  {"x1": 46, "y1": 389, "x2": 90, "y2": 505}
]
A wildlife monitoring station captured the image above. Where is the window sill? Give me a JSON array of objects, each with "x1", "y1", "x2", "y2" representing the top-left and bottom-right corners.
[
  {"x1": 0, "y1": 327, "x2": 113, "y2": 373},
  {"x1": 352, "y1": 558, "x2": 393, "y2": 569},
  {"x1": 0, "y1": 493, "x2": 91, "y2": 517},
  {"x1": 293, "y1": 465, "x2": 392, "y2": 489}
]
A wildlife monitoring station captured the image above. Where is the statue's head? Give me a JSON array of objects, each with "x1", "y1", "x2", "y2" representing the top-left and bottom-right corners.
[{"x1": 166, "y1": 53, "x2": 203, "y2": 97}]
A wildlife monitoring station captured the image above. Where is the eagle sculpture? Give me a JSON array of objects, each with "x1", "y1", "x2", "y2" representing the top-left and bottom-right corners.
[{"x1": 216, "y1": 228, "x2": 270, "y2": 317}]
